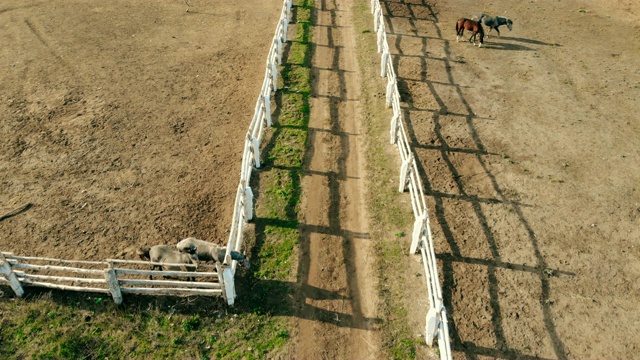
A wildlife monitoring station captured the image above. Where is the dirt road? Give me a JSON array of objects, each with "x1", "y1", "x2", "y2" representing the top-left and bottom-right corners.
[{"x1": 294, "y1": 0, "x2": 380, "y2": 358}]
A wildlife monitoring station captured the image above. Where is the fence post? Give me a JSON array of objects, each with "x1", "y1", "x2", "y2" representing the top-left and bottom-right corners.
[
  {"x1": 222, "y1": 265, "x2": 236, "y2": 306},
  {"x1": 410, "y1": 212, "x2": 427, "y2": 254},
  {"x1": 263, "y1": 94, "x2": 272, "y2": 126},
  {"x1": 271, "y1": 62, "x2": 278, "y2": 92},
  {"x1": 386, "y1": 78, "x2": 394, "y2": 108},
  {"x1": 252, "y1": 136, "x2": 261, "y2": 168},
  {"x1": 425, "y1": 305, "x2": 440, "y2": 346},
  {"x1": 243, "y1": 184, "x2": 254, "y2": 221},
  {"x1": 381, "y1": 51, "x2": 389, "y2": 78},
  {"x1": 0, "y1": 253, "x2": 24, "y2": 297},
  {"x1": 104, "y1": 262, "x2": 123, "y2": 305},
  {"x1": 276, "y1": 37, "x2": 283, "y2": 65},
  {"x1": 398, "y1": 153, "x2": 413, "y2": 192},
  {"x1": 283, "y1": 18, "x2": 289, "y2": 42},
  {"x1": 390, "y1": 112, "x2": 399, "y2": 144}
]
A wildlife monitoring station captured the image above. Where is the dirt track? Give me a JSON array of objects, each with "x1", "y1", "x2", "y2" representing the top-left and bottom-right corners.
[{"x1": 294, "y1": 0, "x2": 380, "y2": 357}]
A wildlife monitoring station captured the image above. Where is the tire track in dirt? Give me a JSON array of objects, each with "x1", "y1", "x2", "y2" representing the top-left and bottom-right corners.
[
  {"x1": 294, "y1": 0, "x2": 380, "y2": 358},
  {"x1": 23, "y1": 18, "x2": 77, "y2": 79}
]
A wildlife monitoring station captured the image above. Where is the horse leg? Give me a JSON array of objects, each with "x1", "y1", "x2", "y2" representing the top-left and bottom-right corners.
[
  {"x1": 495, "y1": 27, "x2": 500, "y2": 37},
  {"x1": 469, "y1": 31, "x2": 476, "y2": 45}
]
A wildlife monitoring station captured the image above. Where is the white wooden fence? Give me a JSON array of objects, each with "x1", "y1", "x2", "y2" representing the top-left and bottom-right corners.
[
  {"x1": 0, "y1": 0, "x2": 293, "y2": 306},
  {"x1": 370, "y1": 1, "x2": 452, "y2": 358},
  {"x1": 0, "y1": 252, "x2": 223, "y2": 304},
  {"x1": 220, "y1": 0, "x2": 292, "y2": 305}
]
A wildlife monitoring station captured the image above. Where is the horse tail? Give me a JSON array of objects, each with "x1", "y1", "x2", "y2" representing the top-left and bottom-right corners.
[{"x1": 455, "y1": 19, "x2": 459, "y2": 33}]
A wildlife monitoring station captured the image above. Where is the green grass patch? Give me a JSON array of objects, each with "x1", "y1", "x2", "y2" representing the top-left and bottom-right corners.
[
  {"x1": 249, "y1": 0, "x2": 312, "y2": 287},
  {"x1": 234, "y1": 0, "x2": 313, "y2": 356}
]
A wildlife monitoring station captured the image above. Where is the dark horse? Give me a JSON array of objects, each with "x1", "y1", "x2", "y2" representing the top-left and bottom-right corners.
[
  {"x1": 456, "y1": 18, "x2": 484, "y2": 47},
  {"x1": 472, "y1": 13, "x2": 513, "y2": 37}
]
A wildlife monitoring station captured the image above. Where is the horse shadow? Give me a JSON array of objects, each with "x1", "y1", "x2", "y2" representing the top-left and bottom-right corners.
[
  {"x1": 481, "y1": 41, "x2": 534, "y2": 51},
  {"x1": 482, "y1": 35, "x2": 562, "y2": 51},
  {"x1": 499, "y1": 36, "x2": 562, "y2": 47}
]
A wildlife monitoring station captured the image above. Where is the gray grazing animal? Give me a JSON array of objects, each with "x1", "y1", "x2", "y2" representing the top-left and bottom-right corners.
[
  {"x1": 137, "y1": 245, "x2": 198, "y2": 281},
  {"x1": 472, "y1": 13, "x2": 513, "y2": 37},
  {"x1": 176, "y1": 237, "x2": 246, "y2": 264}
]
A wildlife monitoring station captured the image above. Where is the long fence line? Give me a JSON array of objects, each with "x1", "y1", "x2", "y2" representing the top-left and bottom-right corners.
[
  {"x1": 0, "y1": 0, "x2": 293, "y2": 306},
  {"x1": 370, "y1": 1, "x2": 452, "y2": 358},
  {"x1": 220, "y1": 0, "x2": 292, "y2": 305}
]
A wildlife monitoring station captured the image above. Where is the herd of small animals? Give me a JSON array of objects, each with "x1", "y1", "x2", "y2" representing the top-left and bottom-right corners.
[{"x1": 137, "y1": 237, "x2": 248, "y2": 281}]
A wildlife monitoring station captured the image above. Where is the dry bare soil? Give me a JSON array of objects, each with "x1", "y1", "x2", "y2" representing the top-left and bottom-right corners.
[
  {"x1": 0, "y1": 0, "x2": 283, "y2": 263},
  {"x1": 376, "y1": 0, "x2": 640, "y2": 358},
  {"x1": 293, "y1": 0, "x2": 380, "y2": 358},
  {"x1": 1, "y1": 0, "x2": 381, "y2": 358}
]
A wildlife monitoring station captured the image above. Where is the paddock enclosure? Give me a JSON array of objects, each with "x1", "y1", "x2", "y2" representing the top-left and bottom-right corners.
[
  {"x1": 0, "y1": 0, "x2": 285, "y2": 302},
  {"x1": 374, "y1": 0, "x2": 640, "y2": 358},
  {"x1": 3, "y1": 0, "x2": 640, "y2": 358}
]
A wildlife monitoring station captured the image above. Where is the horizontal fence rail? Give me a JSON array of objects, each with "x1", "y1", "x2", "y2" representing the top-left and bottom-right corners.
[
  {"x1": 0, "y1": 252, "x2": 222, "y2": 304},
  {"x1": 0, "y1": 0, "x2": 293, "y2": 306},
  {"x1": 370, "y1": 0, "x2": 452, "y2": 359}
]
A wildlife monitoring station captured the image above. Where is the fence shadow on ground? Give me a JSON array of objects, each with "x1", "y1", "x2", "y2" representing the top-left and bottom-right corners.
[{"x1": 381, "y1": 0, "x2": 573, "y2": 358}]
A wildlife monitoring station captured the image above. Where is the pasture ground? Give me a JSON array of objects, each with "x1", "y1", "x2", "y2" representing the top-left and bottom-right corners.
[
  {"x1": 0, "y1": 0, "x2": 298, "y2": 358},
  {"x1": 0, "y1": 0, "x2": 283, "y2": 263},
  {"x1": 362, "y1": 0, "x2": 640, "y2": 358}
]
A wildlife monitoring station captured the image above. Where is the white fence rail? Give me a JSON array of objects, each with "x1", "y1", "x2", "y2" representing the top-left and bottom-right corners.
[
  {"x1": 0, "y1": 0, "x2": 293, "y2": 306},
  {"x1": 370, "y1": 0, "x2": 452, "y2": 358},
  {"x1": 0, "y1": 252, "x2": 223, "y2": 304}
]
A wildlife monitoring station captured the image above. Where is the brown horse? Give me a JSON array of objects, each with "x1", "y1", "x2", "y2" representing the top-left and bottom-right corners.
[{"x1": 456, "y1": 18, "x2": 484, "y2": 47}]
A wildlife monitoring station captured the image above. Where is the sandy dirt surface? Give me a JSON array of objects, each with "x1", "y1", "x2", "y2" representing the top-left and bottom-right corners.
[
  {"x1": 294, "y1": 0, "x2": 381, "y2": 357},
  {"x1": 379, "y1": 0, "x2": 640, "y2": 358},
  {"x1": 0, "y1": 0, "x2": 283, "y2": 260}
]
